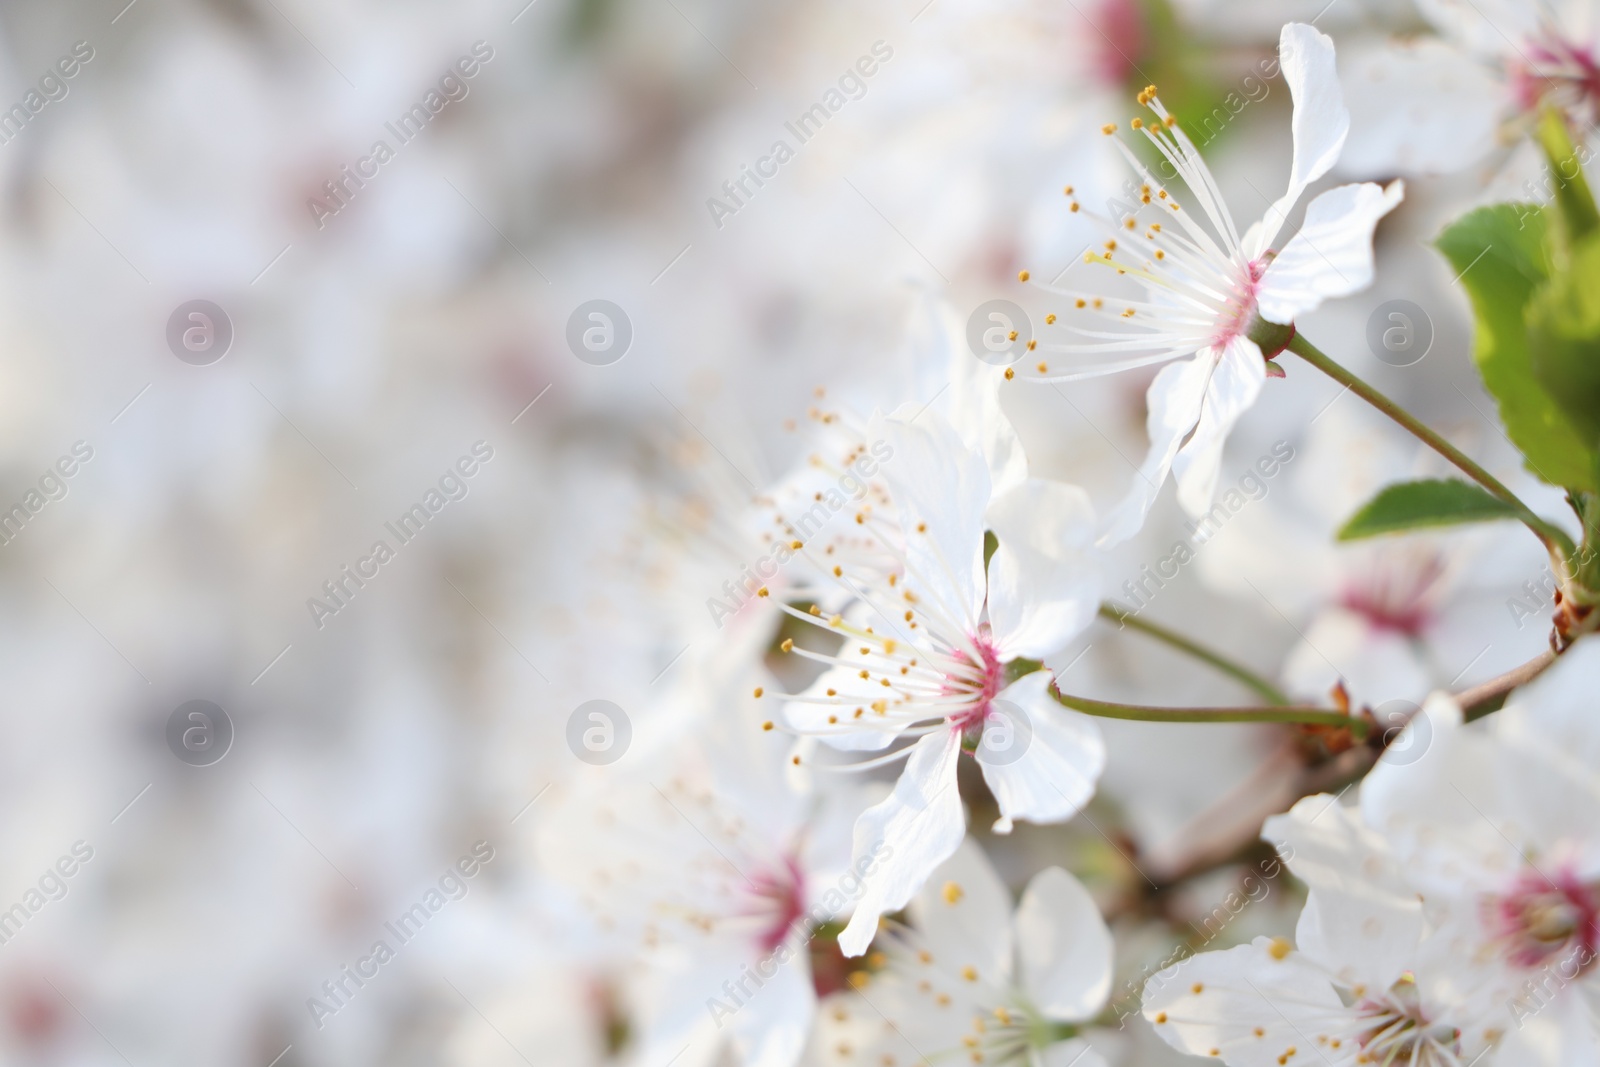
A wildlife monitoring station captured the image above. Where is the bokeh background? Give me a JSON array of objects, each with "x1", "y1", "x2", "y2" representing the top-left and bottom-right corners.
[{"x1": 0, "y1": 0, "x2": 1562, "y2": 1064}]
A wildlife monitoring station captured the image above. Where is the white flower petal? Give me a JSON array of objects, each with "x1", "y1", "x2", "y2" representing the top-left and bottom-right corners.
[
  {"x1": 1248, "y1": 22, "x2": 1350, "y2": 257},
  {"x1": 907, "y1": 836, "x2": 1015, "y2": 988},
  {"x1": 987, "y1": 478, "x2": 1101, "y2": 660},
  {"x1": 979, "y1": 671, "x2": 1105, "y2": 828},
  {"x1": 1256, "y1": 181, "x2": 1404, "y2": 325},
  {"x1": 1141, "y1": 939, "x2": 1345, "y2": 1065},
  {"x1": 1015, "y1": 866, "x2": 1112, "y2": 1022},
  {"x1": 1496, "y1": 987, "x2": 1600, "y2": 1067},
  {"x1": 1172, "y1": 337, "x2": 1266, "y2": 518},
  {"x1": 1416, "y1": 0, "x2": 1543, "y2": 56},
  {"x1": 876, "y1": 410, "x2": 990, "y2": 631},
  {"x1": 1360, "y1": 692, "x2": 1467, "y2": 825},
  {"x1": 1097, "y1": 353, "x2": 1215, "y2": 547},
  {"x1": 837, "y1": 729, "x2": 966, "y2": 957},
  {"x1": 730, "y1": 958, "x2": 815, "y2": 1067},
  {"x1": 1262, "y1": 795, "x2": 1424, "y2": 987},
  {"x1": 1040, "y1": 1038, "x2": 1110, "y2": 1067},
  {"x1": 1493, "y1": 635, "x2": 1600, "y2": 771},
  {"x1": 1338, "y1": 37, "x2": 1503, "y2": 177},
  {"x1": 1280, "y1": 606, "x2": 1431, "y2": 708},
  {"x1": 916, "y1": 293, "x2": 1031, "y2": 498}
]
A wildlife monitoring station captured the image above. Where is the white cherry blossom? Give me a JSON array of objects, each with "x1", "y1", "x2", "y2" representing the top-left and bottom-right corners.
[
  {"x1": 1340, "y1": 0, "x2": 1600, "y2": 177},
  {"x1": 1143, "y1": 794, "x2": 1501, "y2": 1065},
  {"x1": 772, "y1": 409, "x2": 1104, "y2": 957},
  {"x1": 810, "y1": 839, "x2": 1113, "y2": 1067},
  {"x1": 1015, "y1": 22, "x2": 1403, "y2": 544},
  {"x1": 1360, "y1": 640, "x2": 1600, "y2": 1064}
]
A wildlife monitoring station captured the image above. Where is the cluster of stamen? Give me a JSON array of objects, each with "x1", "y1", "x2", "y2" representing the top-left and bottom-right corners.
[
  {"x1": 1004, "y1": 85, "x2": 1272, "y2": 384},
  {"x1": 755, "y1": 522, "x2": 1009, "y2": 774}
]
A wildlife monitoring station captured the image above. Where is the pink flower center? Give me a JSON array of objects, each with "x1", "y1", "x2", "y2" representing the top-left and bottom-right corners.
[
  {"x1": 1213, "y1": 257, "x2": 1268, "y2": 348},
  {"x1": 948, "y1": 628, "x2": 1005, "y2": 738},
  {"x1": 749, "y1": 854, "x2": 808, "y2": 955},
  {"x1": 1484, "y1": 865, "x2": 1600, "y2": 971},
  {"x1": 1512, "y1": 34, "x2": 1600, "y2": 120},
  {"x1": 1339, "y1": 549, "x2": 1446, "y2": 636}
]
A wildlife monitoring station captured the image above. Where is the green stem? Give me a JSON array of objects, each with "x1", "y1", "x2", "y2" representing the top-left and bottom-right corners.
[
  {"x1": 1097, "y1": 603, "x2": 1290, "y2": 705},
  {"x1": 1286, "y1": 332, "x2": 1578, "y2": 561},
  {"x1": 1048, "y1": 686, "x2": 1367, "y2": 738}
]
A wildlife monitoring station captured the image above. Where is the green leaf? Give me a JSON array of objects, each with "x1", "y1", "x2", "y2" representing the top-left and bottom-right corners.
[
  {"x1": 1527, "y1": 232, "x2": 1600, "y2": 447},
  {"x1": 1534, "y1": 108, "x2": 1600, "y2": 250},
  {"x1": 1337, "y1": 479, "x2": 1522, "y2": 541},
  {"x1": 1435, "y1": 204, "x2": 1599, "y2": 492}
]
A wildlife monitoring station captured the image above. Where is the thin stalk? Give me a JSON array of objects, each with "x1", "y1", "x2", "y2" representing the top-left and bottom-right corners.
[
  {"x1": 1048, "y1": 687, "x2": 1368, "y2": 739},
  {"x1": 1286, "y1": 332, "x2": 1578, "y2": 561},
  {"x1": 1098, "y1": 603, "x2": 1290, "y2": 704}
]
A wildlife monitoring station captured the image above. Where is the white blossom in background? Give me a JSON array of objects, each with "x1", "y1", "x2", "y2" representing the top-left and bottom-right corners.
[
  {"x1": 811, "y1": 839, "x2": 1113, "y2": 1067},
  {"x1": 1195, "y1": 405, "x2": 1552, "y2": 710},
  {"x1": 1339, "y1": 0, "x2": 1600, "y2": 178},
  {"x1": 773, "y1": 409, "x2": 1103, "y2": 956},
  {"x1": 1143, "y1": 793, "x2": 1500, "y2": 1065},
  {"x1": 1018, "y1": 22, "x2": 1402, "y2": 545},
  {"x1": 537, "y1": 652, "x2": 876, "y2": 1067},
  {"x1": 1359, "y1": 640, "x2": 1600, "y2": 1064}
]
